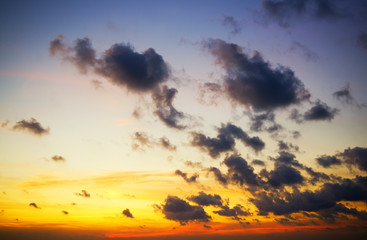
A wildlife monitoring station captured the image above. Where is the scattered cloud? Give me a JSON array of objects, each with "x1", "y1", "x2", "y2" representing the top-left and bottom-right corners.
[
  {"x1": 155, "y1": 195, "x2": 211, "y2": 225},
  {"x1": 248, "y1": 111, "x2": 282, "y2": 133},
  {"x1": 202, "y1": 38, "x2": 310, "y2": 111},
  {"x1": 75, "y1": 190, "x2": 91, "y2": 198},
  {"x1": 175, "y1": 170, "x2": 199, "y2": 183},
  {"x1": 278, "y1": 140, "x2": 299, "y2": 152},
  {"x1": 122, "y1": 208, "x2": 134, "y2": 218}
]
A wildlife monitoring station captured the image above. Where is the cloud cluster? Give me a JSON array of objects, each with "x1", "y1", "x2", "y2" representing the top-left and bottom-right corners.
[
  {"x1": 191, "y1": 123, "x2": 264, "y2": 158},
  {"x1": 50, "y1": 35, "x2": 170, "y2": 92},
  {"x1": 202, "y1": 38, "x2": 310, "y2": 111}
]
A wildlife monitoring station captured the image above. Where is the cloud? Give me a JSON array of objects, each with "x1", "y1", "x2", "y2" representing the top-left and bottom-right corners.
[
  {"x1": 202, "y1": 39, "x2": 310, "y2": 111},
  {"x1": 61, "y1": 210, "x2": 68, "y2": 215},
  {"x1": 50, "y1": 35, "x2": 170, "y2": 92},
  {"x1": 272, "y1": 151, "x2": 303, "y2": 168},
  {"x1": 248, "y1": 111, "x2": 282, "y2": 133},
  {"x1": 333, "y1": 83, "x2": 365, "y2": 108},
  {"x1": 262, "y1": 0, "x2": 344, "y2": 28},
  {"x1": 122, "y1": 208, "x2": 134, "y2": 218},
  {"x1": 222, "y1": 15, "x2": 241, "y2": 34},
  {"x1": 91, "y1": 79, "x2": 103, "y2": 89},
  {"x1": 184, "y1": 161, "x2": 203, "y2": 169},
  {"x1": 266, "y1": 163, "x2": 304, "y2": 187},
  {"x1": 9, "y1": 118, "x2": 50, "y2": 136},
  {"x1": 208, "y1": 167, "x2": 228, "y2": 185},
  {"x1": 51, "y1": 155, "x2": 66, "y2": 162},
  {"x1": 191, "y1": 123, "x2": 264, "y2": 158},
  {"x1": 132, "y1": 131, "x2": 176, "y2": 151},
  {"x1": 357, "y1": 32, "x2": 367, "y2": 50},
  {"x1": 278, "y1": 140, "x2": 299, "y2": 152},
  {"x1": 289, "y1": 41, "x2": 319, "y2": 61},
  {"x1": 337, "y1": 147, "x2": 367, "y2": 172},
  {"x1": 223, "y1": 155, "x2": 261, "y2": 187},
  {"x1": 304, "y1": 100, "x2": 339, "y2": 121},
  {"x1": 251, "y1": 159, "x2": 266, "y2": 166},
  {"x1": 155, "y1": 195, "x2": 211, "y2": 225},
  {"x1": 214, "y1": 204, "x2": 252, "y2": 221},
  {"x1": 203, "y1": 224, "x2": 212, "y2": 229},
  {"x1": 187, "y1": 191, "x2": 223, "y2": 207},
  {"x1": 316, "y1": 155, "x2": 342, "y2": 168},
  {"x1": 75, "y1": 190, "x2": 90, "y2": 198},
  {"x1": 152, "y1": 86, "x2": 190, "y2": 129},
  {"x1": 251, "y1": 176, "x2": 367, "y2": 216},
  {"x1": 29, "y1": 203, "x2": 40, "y2": 209},
  {"x1": 175, "y1": 170, "x2": 199, "y2": 183}
]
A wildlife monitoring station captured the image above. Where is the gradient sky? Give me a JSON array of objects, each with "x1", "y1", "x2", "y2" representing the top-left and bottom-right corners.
[{"x1": 1, "y1": 0, "x2": 367, "y2": 239}]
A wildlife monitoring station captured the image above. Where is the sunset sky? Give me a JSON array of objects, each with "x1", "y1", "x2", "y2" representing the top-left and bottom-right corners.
[{"x1": 1, "y1": 0, "x2": 367, "y2": 239}]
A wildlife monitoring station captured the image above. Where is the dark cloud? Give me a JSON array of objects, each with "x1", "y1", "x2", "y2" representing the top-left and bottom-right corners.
[
  {"x1": 184, "y1": 161, "x2": 203, "y2": 169},
  {"x1": 251, "y1": 159, "x2": 266, "y2": 166},
  {"x1": 203, "y1": 224, "x2": 212, "y2": 229},
  {"x1": 11, "y1": 118, "x2": 50, "y2": 136},
  {"x1": 61, "y1": 210, "x2": 68, "y2": 215},
  {"x1": 160, "y1": 137, "x2": 177, "y2": 151},
  {"x1": 272, "y1": 151, "x2": 303, "y2": 168},
  {"x1": 222, "y1": 15, "x2": 241, "y2": 34},
  {"x1": 152, "y1": 86, "x2": 190, "y2": 129},
  {"x1": 191, "y1": 123, "x2": 264, "y2": 158},
  {"x1": 304, "y1": 100, "x2": 339, "y2": 121},
  {"x1": 316, "y1": 155, "x2": 342, "y2": 168},
  {"x1": 223, "y1": 155, "x2": 261, "y2": 187},
  {"x1": 202, "y1": 39, "x2": 310, "y2": 111},
  {"x1": 338, "y1": 147, "x2": 367, "y2": 172},
  {"x1": 278, "y1": 140, "x2": 299, "y2": 152},
  {"x1": 187, "y1": 191, "x2": 223, "y2": 207},
  {"x1": 122, "y1": 208, "x2": 134, "y2": 218},
  {"x1": 316, "y1": 203, "x2": 367, "y2": 223},
  {"x1": 156, "y1": 195, "x2": 211, "y2": 225},
  {"x1": 75, "y1": 190, "x2": 90, "y2": 198},
  {"x1": 262, "y1": 0, "x2": 344, "y2": 27},
  {"x1": 304, "y1": 166, "x2": 331, "y2": 185},
  {"x1": 29, "y1": 203, "x2": 40, "y2": 209},
  {"x1": 266, "y1": 164, "x2": 304, "y2": 187},
  {"x1": 290, "y1": 41, "x2": 319, "y2": 61},
  {"x1": 208, "y1": 167, "x2": 228, "y2": 185},
  {"x1": 51, "y1": 155, "x2": 66, "y2": 162},
  {"x1": 50, "y1": 36, "x2": 170, "y2": 92},
  {"x1": 251, "y1": 176, "x2": 367, "y2": 216},
  {"x1": 357, "y1": 32, "x2": 367, "y2": 50},
  {"x1": 175, "y1": 170, "x2": 199, "y2": 183}
]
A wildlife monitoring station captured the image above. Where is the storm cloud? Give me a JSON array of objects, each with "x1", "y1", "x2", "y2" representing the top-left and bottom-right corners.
[
  {"x1": 50, "y1": 35, "x2": 169, "y2": 92},
  {"x1": 156, "y1": 195, "x2": 211, "y2": 225},
  {"x1": 202, "y1": 39, "x2": 310, "y2": 111}
]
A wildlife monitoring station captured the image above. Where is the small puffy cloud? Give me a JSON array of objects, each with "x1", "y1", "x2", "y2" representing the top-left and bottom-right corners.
[
  {"x1": 61, "y1": 210, "x2": 68, "y2": 215},
  {"x1": 248, "y1": 111, "x2": 282, "y2": 133},
  {"x1": 75, "y1": 190, "x2": 90, "y2": 198},
  {"x1": 156, "y1": 195, "x2": 211, "y2": 225},
  {"x1": 9, "y1": 118, "x2": 50, "y2": 136},
  {"x1": 338, "y1": 147, "x2": 367, "y2": 172},
  {"x1": 266, "y1": 164, "x2": 304, "y2": 187},
  {"x1": 29, "y1": 203, "x2": 40, "y2": 209},
  {"x1": 122, "y1": 208, "x2": 134, "y2": 218},
  {"x1": 175, "y1": 170, "x2": 199, "y2": 183},
  {"x1": 51, "y1": 155, "x2": 66, "y2": 162},
  {"x1": 278, "y1": 140, "x2": 299, "y2": 152},
  {"x1": 202, "y1": 38, "x2": 310, "y2": 111},
  {"x1": 251, "y1": 159, "x2": 266, "y2": 166},
  {"x1": 187, "y1": 191, "x2": 223, "y2": 207},
  {"x1": 223, "y1": 155, "x2": 261, "y2": 187}
]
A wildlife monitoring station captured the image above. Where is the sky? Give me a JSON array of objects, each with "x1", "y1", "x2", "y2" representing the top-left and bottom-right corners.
[{"x1": 0, "y1": 0, "x2": 367, "y2": 239}]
